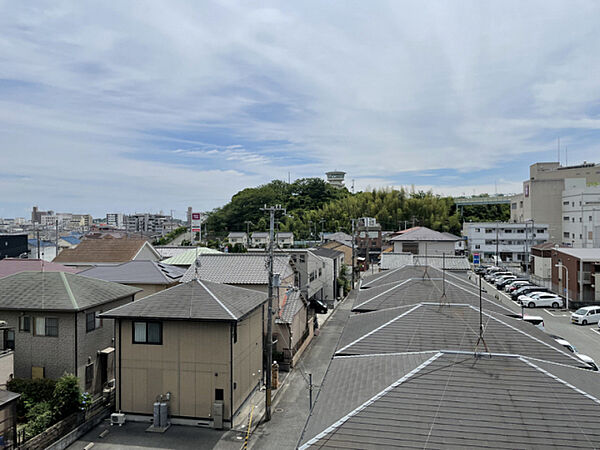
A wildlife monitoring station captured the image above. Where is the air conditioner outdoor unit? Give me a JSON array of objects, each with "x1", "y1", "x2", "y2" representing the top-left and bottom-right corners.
[{"x1": 111, "y1": 413, "x2": 126, "y2": 426}]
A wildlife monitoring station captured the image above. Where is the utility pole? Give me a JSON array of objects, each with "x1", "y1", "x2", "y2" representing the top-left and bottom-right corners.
[
  {"x1": 55, "y1": 219, "x2": 59, "y2": 257},
  {"x1": 351, "y1": 219, "x2": 356, "y2": 287},
  {"x1": 495, "y1": 222, "x2": 499, "y2": 266},
  {"x1": 320, "y1": 218, "x2": 325, "y2": 243},
  {"x1": 260, "y1": 204, "x2": 285, "y2": 422}
]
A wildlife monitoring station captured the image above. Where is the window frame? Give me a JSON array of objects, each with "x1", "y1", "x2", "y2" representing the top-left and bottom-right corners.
[
  {"x1": 86, "y1": 312, "x2": 96, "y2": 332},
  {"x1": 19, "y1": 315, "x2": 31, "y2": 332},
  {"x1": 132, "y1": 320, "x2": 163, "y2": 345}
]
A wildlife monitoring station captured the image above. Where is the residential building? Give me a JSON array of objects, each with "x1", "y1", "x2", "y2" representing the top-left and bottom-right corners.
[
  {"x1": 551, "y1": 247, "x2": 600, "y2": 304},
  {"x1": 227, "y1": 232, "x2": 248, "y2": 248},
  {"x1": 321, "y1": 240, "x2": 353, "y2": 269},
  {"x1": 442, "y1": 232, "x2": 465, "y2": 255},
  {"x1": 275, "y1": 288, "x2": 310, "y2": 369},
  {"x1": 53, "y1": 237, "x2": 161, "y2": 269},
  {"x1": 79, "y1": 261, "x2": 185, "y2": 298},
  {"x1": 0, "y1": 235, "x2": 28, "y2": 260},
  {"x1": 251, "y1": 232, "x2": 270, "y2": 248},
  {"x1": 390, "y1": 226, "x2": 457, "y2": 255},
  {"x1": 68, "y1": 214, "x2": 93, "y2": 230},
  {"x1": 284, "y1": 249, "x2": 328, "y2": 309},
  {"x1": 101, "y1": 280, "x2": 266, "y2": 428},
  {"x1": 562, "y1": 178, "x2": 600, "y2": 247},
  {"x1": 58, "y1": 235, "x2": 81, "y2": 250},
  {"x1": 28, "y1": 239, "x2": 57, "y2": 262},
  {"x1": 276, "y1": 232, "x2": 294, "y2": 247},
  {"x1": 106, "y1": 213, "x2": 125, "y2": 229},
  {"x1": 463, "y1": 222, "x2": 549, "y2": 264},
  {"x1": 322, "y1": 232, "x2": 352, "y2": 247},
  {"x1": 0, "y1": 258, "x2": 78, "y2": 278},
  {"x1": 530, "y1": 242, "x2": 563, "y2": 288},
  {"x1": 126, "y1": 213, "x2": 170, "y2": 234},
  {"x1": 31, "y1": 206, "x2": 54, "y2": 224},
  {"x1": 325, "y1": 171, "x2": 346, "y2": 188},
  {"x1": 160, "y1": 247, "x2": 222, "y2": 267},
  {"x1": 310, "y1": 247, "x2": 345, "y2": 306},
  {"x1": 0, "y1": 272, "x2": 140, "y2": 394},
  {"x1": 511, "y1": 161, "x2": 600, "y2": 242},
  {"x1": 356, "y1": 217, "x2": 382, "y2": 263}
]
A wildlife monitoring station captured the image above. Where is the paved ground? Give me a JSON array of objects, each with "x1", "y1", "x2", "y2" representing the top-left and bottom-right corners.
[
  {"x1": 243, "y1": 289, "x2": 356, "y2": 449},
  {"x1": 68, "y1": 421, "x2": 226, "y2": 450}
]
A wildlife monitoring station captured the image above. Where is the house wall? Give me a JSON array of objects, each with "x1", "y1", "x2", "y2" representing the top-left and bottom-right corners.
[
  {"x1": 76, "y1": 295, "x2": 133, "y2": 394},
  {"x1": 134, "y1": 244, "x2": 160, "y2": 261},
  {"x1": 127, "y1": 283, "x2": 169, "y2": 299},
  {"x1": 322, "y1": 242, "x2": 352, "y2": 266},
  {"x1": 0, "y1": 351, "x2": 14, "y2": 388},
  {"x1": 232, "y1": 307, "x2": 263, "y2": 414},
  {"x1": 118, "y1": 319, "x2": 232, "y2": 420},
  {"x1": 392, "y1": 241, "x2": 455, "y2": 255}
]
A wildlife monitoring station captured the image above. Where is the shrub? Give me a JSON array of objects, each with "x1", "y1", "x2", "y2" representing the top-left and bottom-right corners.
[
  {"x1": 24, "y1": 401, "x2": 53, "y2": 438},
  {"x1": 7, "y1": 378, "x2": 56, "y2": 419},
  {"x1": 52, "y1": 374, "x2": 82, "y2": 421}
]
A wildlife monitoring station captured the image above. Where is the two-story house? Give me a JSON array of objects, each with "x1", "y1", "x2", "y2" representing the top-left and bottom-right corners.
[
  {"x1": 250, "y1": 232, "x2": 270, "y2": 248},
  {"x1": 227, "y1": 232, "x2": 248, "y2": 248}
]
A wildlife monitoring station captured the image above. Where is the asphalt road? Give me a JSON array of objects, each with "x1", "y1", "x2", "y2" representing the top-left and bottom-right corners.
[{"x1": 478, "y1": 275, "x2": 600, "y2": 366}]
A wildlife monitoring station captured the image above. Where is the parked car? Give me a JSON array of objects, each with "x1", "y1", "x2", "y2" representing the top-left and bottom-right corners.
[
  {"x1": 518, "y1": 292, "x2": 563, "y2": 308},
  {"x1": 505, "y1": 280, "x2": 531, "y2": 293},
  {"x1": 486, "y1": 271, "x2": 512, "y2": 282},
  {"x1": 511, "y1": 285, "x2": 549, "y2": 301},
  {"x1": 571, "y1": 306, "x2": 600, "y2": 325},
  {"x1": 494, "y1": 275, "x2": 517, "y2": 287},
  {"x1": 549, "y1": 335, "x2": 599, "y2": 371},
  {"x1": 506, "y1": 313, "x2": 545, "y2": 331}
]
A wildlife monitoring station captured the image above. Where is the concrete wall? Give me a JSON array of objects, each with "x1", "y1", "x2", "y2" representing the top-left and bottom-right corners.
[
  {"x1": 232, "y1": 307, "x2": 263, "y2": 414},
  {"x1": 118, "y1": 319, "x2": 232, "y2": 420},
  {"x1": 380, "y1": 253, "x2": 413, "y2": 270},
  {"x1": 532, "y1": 255, "x2": 552, "y2": 281},
  {"x1": 0, "y1": 351, "x2": 13, "y2": 388}
]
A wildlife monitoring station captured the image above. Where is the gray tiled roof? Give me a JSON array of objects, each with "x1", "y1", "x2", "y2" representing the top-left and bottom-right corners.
[
  {"x1": 180, "y1": 254, "x2": 294, "y2": 284},
  {"x1": 391, "y1": 226, "x2": 458, "y2": 242},
  {"x1": 101, "y1": 279, "x2": 266, "y2": 321},
  {"x1": 0, "y1": 271, "x2": 141, "y2": 311},
  {"x1": 337, "y1": 304, "x2": 586, "y2": 368},
  {"x1": 79, "y1": 261, "x2": 185, "y2": 285},
  {"x1": 276, "y1": 289, "x2": 305, "y2": 324},
  {"x1": 354, "y1": 277, "x2": 511, "y2": 315},
  {"x1": 300, "y1": 353, "x2": 600, "y2": 448},
  {"x1": 310, "y1": 247, "x2": 343, "y2": 259}
]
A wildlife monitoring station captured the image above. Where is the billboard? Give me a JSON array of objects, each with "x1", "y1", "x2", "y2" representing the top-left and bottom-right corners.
[{"x1": 191, "y1": 213, "x2": 202, "y2": 232}]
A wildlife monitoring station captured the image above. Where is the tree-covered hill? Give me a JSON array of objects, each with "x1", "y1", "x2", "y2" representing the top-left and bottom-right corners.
[{"x1": 205, "y1": 178, "x2": 509, "y2": 239}]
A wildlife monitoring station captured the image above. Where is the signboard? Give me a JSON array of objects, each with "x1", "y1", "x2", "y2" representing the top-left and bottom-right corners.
[
  {"x1": 473, "y1": 253, "x2": 480, "y2": 265},
  {"x1": 191, "y1": 213, "x2": 202, "y2": 232}
]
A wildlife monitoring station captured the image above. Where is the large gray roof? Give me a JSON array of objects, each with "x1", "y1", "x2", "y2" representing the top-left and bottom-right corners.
[
  {"x1": 391, "y1": 226, "x2": 459, "y2": 242},
  {"x1": 180, "y1": 254, "x2": 294, "y2": 284},
  {"x1": 0, "y1": 271, "x2": 140, "y2": 312},
  {"x1": 337, "y1": 303, "x2": 586, "y2": 368},
  {"x1": 101, "y1": 279, "x2": 266, "y2": 322},
  {"x1": 310, "y1": 247, "x2": 343, "y2": 259},
  {"x1": 300, "y1": 353, "x2": 600, "y2": 448},
  {"x1": 79, "y1": 261, "x2": 185, "y2": 285}
]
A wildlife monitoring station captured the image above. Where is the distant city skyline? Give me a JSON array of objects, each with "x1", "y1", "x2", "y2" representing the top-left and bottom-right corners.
[{"x1": 2, "y1": 2, "x2": 600, "y2": 218}]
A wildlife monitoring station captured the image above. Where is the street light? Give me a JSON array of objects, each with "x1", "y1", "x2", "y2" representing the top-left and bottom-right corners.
[{"x1": 555, "y1": 263, "x2": 569, "y2": 310}]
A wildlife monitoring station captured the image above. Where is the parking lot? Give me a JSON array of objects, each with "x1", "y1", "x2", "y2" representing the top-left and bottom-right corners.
[{"x1": 474, "y1": 272, "x2": 600, "y2": 367}]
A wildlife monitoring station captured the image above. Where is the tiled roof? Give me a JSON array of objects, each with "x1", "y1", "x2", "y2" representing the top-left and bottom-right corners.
[
  {"x1": 276, "y1": 289, "x2": 305, "y2": 324},
  {"x1": 161, "y1": 247, "x2": 222, "y2": 265},
  {"x1": 59, "y1": 236, "x2": 81, "y2": 245},
  {"x1": 154, "y1": 246, "x2": 193, "y2": 259},
  {"x1": 180, "y1": 254, "x2": 294, "y2": 284},
  {"x1": 53, "y1": 238, "x2": 156, "y2": 263},
  {"x1": 102, "y1": 279, "x2": 267, "y2": 322},
  {"x1": 252, "y1": 232, "x2": 269, "y2": 238},
  {"x1": 28, "y1": 239, "x2": 55, "y2": 247},
  {"x1": 79, "y1": 261, "x2": 185, "y2": 285},
  {"x1": 337, "y1": 303, "x2": 586, "y2": 368},
  {"x1": 390, "y1": 226, "x2": 458, "y2": 242},
  {"x1": 0, "y1": 271, "x2": 140, "y2": 311},
  {"x1": 300, "y1": 353, "x2": 600, "y2": 448},
  {"x1": 310, "y1": 247, "x2": 343, "y2": 259},
  {"x1": 0, "y1": 259, "x2": 79, "y2": 278},
  {"x1": 227, "y1": 232, "x2": 247, "y2": 238}
]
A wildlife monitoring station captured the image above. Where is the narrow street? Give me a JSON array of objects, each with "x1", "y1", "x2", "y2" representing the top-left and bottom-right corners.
[{"x1": 245, "y1": 289, "x2": 355, "y2": 449}]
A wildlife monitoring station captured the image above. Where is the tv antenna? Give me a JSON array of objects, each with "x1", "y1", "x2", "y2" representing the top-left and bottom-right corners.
[
  {"x1": 474, "y1": 273, "x2": 490, "y2": 355},
  {"x1": 439, "y1": 252, "x2": 449, "y2": 307}
]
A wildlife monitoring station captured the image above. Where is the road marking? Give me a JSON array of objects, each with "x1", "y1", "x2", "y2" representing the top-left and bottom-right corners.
[
  {"x1": 590, "y1": 328, "x2": 600, "y2": 337},
  {"x1": 543, "y1": 309, "x2": 570, "y2": 317}
]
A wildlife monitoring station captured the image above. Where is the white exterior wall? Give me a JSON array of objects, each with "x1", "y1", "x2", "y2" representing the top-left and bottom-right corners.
[
  {"x1": 392, "y1": 241, "x2": 454, "y2": 255},
  {"x1": 532, "y1": 255, "x2": 552, "y2": 281},
  {"x1": 562, "y1": 178, "x2": 600, "y2": 247},
  {"x1": 380, "y1": 253, "x2": 414, "y2": 269}
]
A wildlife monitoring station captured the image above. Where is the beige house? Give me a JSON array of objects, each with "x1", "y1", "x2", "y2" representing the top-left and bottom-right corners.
[
  {"x1": 78, "y1": 261, "x2": 185, "y2": 298},
  {"x1": 102, "y1": 280, "x2": 267, "y2": 427}
]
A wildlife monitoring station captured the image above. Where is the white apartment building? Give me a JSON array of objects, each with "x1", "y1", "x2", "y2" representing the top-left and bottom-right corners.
[
  {"x1": 106, "y1": 213, "x2": 125, "y2": 229},
  {"x1": 463, "y1": 222, "x2": 549, "y2": 263},
  {"x1": 562, "y1": 178, "x2": 600, "y2": 247},
  {"x1": 126, "y1": 213, "x2": 169, "y2": 234}
]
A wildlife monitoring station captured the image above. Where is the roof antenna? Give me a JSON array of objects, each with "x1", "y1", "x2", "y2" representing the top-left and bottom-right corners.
[
  {"x1": 439, "y1": 252, "x2": 449, "y2": 307},
  {"x1": 194, "y1": 245, "x2": 200, "y2": 280},
  {"x1": 422, "y1": 242, "x2": 430, "y2": 280},
  {"x1": 474, "y1": 273, "x2": 490, "y2": 356}
]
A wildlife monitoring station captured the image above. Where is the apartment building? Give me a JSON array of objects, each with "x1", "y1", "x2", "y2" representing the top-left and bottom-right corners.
[
  {"x1": 106, "y1": 213, "x2": 125, "y2": 229},
  {"x1": 356, "y1": 217, "x2": 382, "y2": 262},
  {"x1": 463, "y1": 222, "x2": 549, "y2": 264},
  {"x1": 126, "y1": 213, "x2": 169, "y2": 234},
  {"x1": 562, "y1": 178, "x2": 600, "y2": 247},
  {"x1": 511, "y1": 161, "x2": 600, "y2": 243}
]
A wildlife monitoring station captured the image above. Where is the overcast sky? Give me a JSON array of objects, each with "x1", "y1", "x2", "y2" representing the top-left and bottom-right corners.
[{"x1": 2, "y1": 1, "x2": 600, "y2": 219}]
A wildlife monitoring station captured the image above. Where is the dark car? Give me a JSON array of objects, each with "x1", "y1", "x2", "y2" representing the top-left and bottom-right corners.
[{"x1": 511, "y1": 285, "x2": 549, "y2": 301}]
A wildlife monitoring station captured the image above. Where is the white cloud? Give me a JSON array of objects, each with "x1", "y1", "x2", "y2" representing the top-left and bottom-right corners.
[{"x1": 1, "y1": 1, "x2": 600, "y2": 216}]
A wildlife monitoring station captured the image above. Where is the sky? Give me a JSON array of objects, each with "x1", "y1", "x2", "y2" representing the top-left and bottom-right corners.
[{"x1": 2, "y1": 1, "x2": 600, "y2": 219}]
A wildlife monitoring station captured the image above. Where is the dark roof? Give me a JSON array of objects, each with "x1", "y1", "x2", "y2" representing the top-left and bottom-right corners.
[
  {"x1": 79, "y1": 261, "x2": 185, "y2": 285},
  {"x1": 300, "y1": 353, "x2": 600, "y2": 448},
  {"x1": 101, "y1": 279, "x2": 267, "y2": 322},
  {"x1": 354, "y1": 276, "x2": 511, "y2": 315},
  {"x1": 310, "y1": 247, "x2": 343, "y2": 259},
  {"x1": 0, "y1": 259, "x2": 79, "y2": 278},
  {"x1": 0, "y1": 389, "x2": 20, "y2": 406},
  {"x1": 337, "y1": 303, "x2": 586, "y2": 368},
  {"x1": 361, "y1": 265, "x2": 474, "y2": 290},
  {"x1": 0, "y1": 272, "x2": 141, "y2": 311},
  {"x1": 390, "y1": 226, "x2": 458, "y2": 242},
  {"x1": 53, "y1": 238, "x2": 156, "y2": 263},
  {"x1": 180, "y1": 254, "x2": 294, "y2": 284}
]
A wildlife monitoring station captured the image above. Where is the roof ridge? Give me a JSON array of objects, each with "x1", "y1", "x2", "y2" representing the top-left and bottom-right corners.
[
  {"x1": 60, "y1": 272, "x2": 79, "y2": 310},
  {"x1": 197, "y1": 280, "x2": 237, "y2": 320}
]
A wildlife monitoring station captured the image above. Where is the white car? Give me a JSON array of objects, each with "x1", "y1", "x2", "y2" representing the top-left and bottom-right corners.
[
  {"x1": 518, "y1": 292, "x2": 563, "y2": 308},
  {"x1": 572, "y1": 306, "x2": 600, "y2": 325},
  {"x1": 504, "y1": 280, "x2": 530, "y2": 292},
  {"x1": 551, "y1": 336, "x2": 599, "y2": 371}
]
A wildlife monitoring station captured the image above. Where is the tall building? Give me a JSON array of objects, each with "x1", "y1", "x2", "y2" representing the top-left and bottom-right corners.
[
  {"x1": 562, "y1": 178, "x2": 600, "y2": 247},
  {"x1": 511, "y1": 161, "x2": 600, "y2": 243},
  {"x1": 31, "y1": 206, "x2": 53, "y2": 224},
  {"x1": 106, "y1": 213, "x2": 124, "y2": 229},
  {"x1": 325, "y1": 171, "x2": 346, "y2": 188},
  {"x1": 126, "y1": 213, "x2": 169, "y2": 234}
]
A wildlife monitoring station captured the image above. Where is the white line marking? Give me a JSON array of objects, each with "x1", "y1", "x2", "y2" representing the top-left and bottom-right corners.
[
  {"x1": 589, "y1": 328, "x2": 600, "y2": 337},
  {"x1": 353, "y1": 279, "x2": 411, "y2": 310}
]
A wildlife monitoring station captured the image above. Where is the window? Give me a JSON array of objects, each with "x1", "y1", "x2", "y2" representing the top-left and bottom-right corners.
[
  {"x1": 85, "y1": 363, "x2": 94, "y2": 388},
  {"x1": 511, "y1": 203, "x2": 517, "y2": 209},
  {"x1": 564, "y1": 216, "x2": 569, "y2": 221},
  {"x1": 572, "y1": 202, "x2": 575, "y2": 207},
  {"x1": 590, "y1": 216, "x2": 593, "y2": 221},
  {"x1": 563, "y1": 201, "x2": 569, "y2": 205},
  {"x1": 215, "y1": 388, "x2": 224, "y2": 401},
  {"x1": 86, "y1": 311, "x2": 102, "y2": 332},
  {"x1": 34, "y1": 317, "x2": 58, "y2": 337},
  {"x1": 572, "y1": 218, "x2": 575, "y2": 222},
  {"x1": 579, "y1": 217, "x2": 582, "y2": 222},
  {"x1": 133, "y1": 321, "x2": 162, "y2": 344},
  {"x1": 19, "y1": 316, "x2": 31, "y2": 332},
  {"x1": 474, "y1": 228, "x2": 480, "y2": 232},
  {"x1": 564, "y1": 232, "x2": 570, "y2": 238},
  {"x1": 475, "y1": 244, "x2": 480, "y2": 249},
  {"x1": 6, "y1": 330, "x2": 14, "y2": 350}
]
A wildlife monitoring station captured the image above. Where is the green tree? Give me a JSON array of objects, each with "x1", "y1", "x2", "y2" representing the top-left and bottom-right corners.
[{"x1": 52, "y1": 374, "x2": 82, "y2": 421}]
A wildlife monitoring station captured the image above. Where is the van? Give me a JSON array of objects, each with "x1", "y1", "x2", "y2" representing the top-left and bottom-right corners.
[{"x1": 571, "y1": 306, "x2": 600, "y2": 325}]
